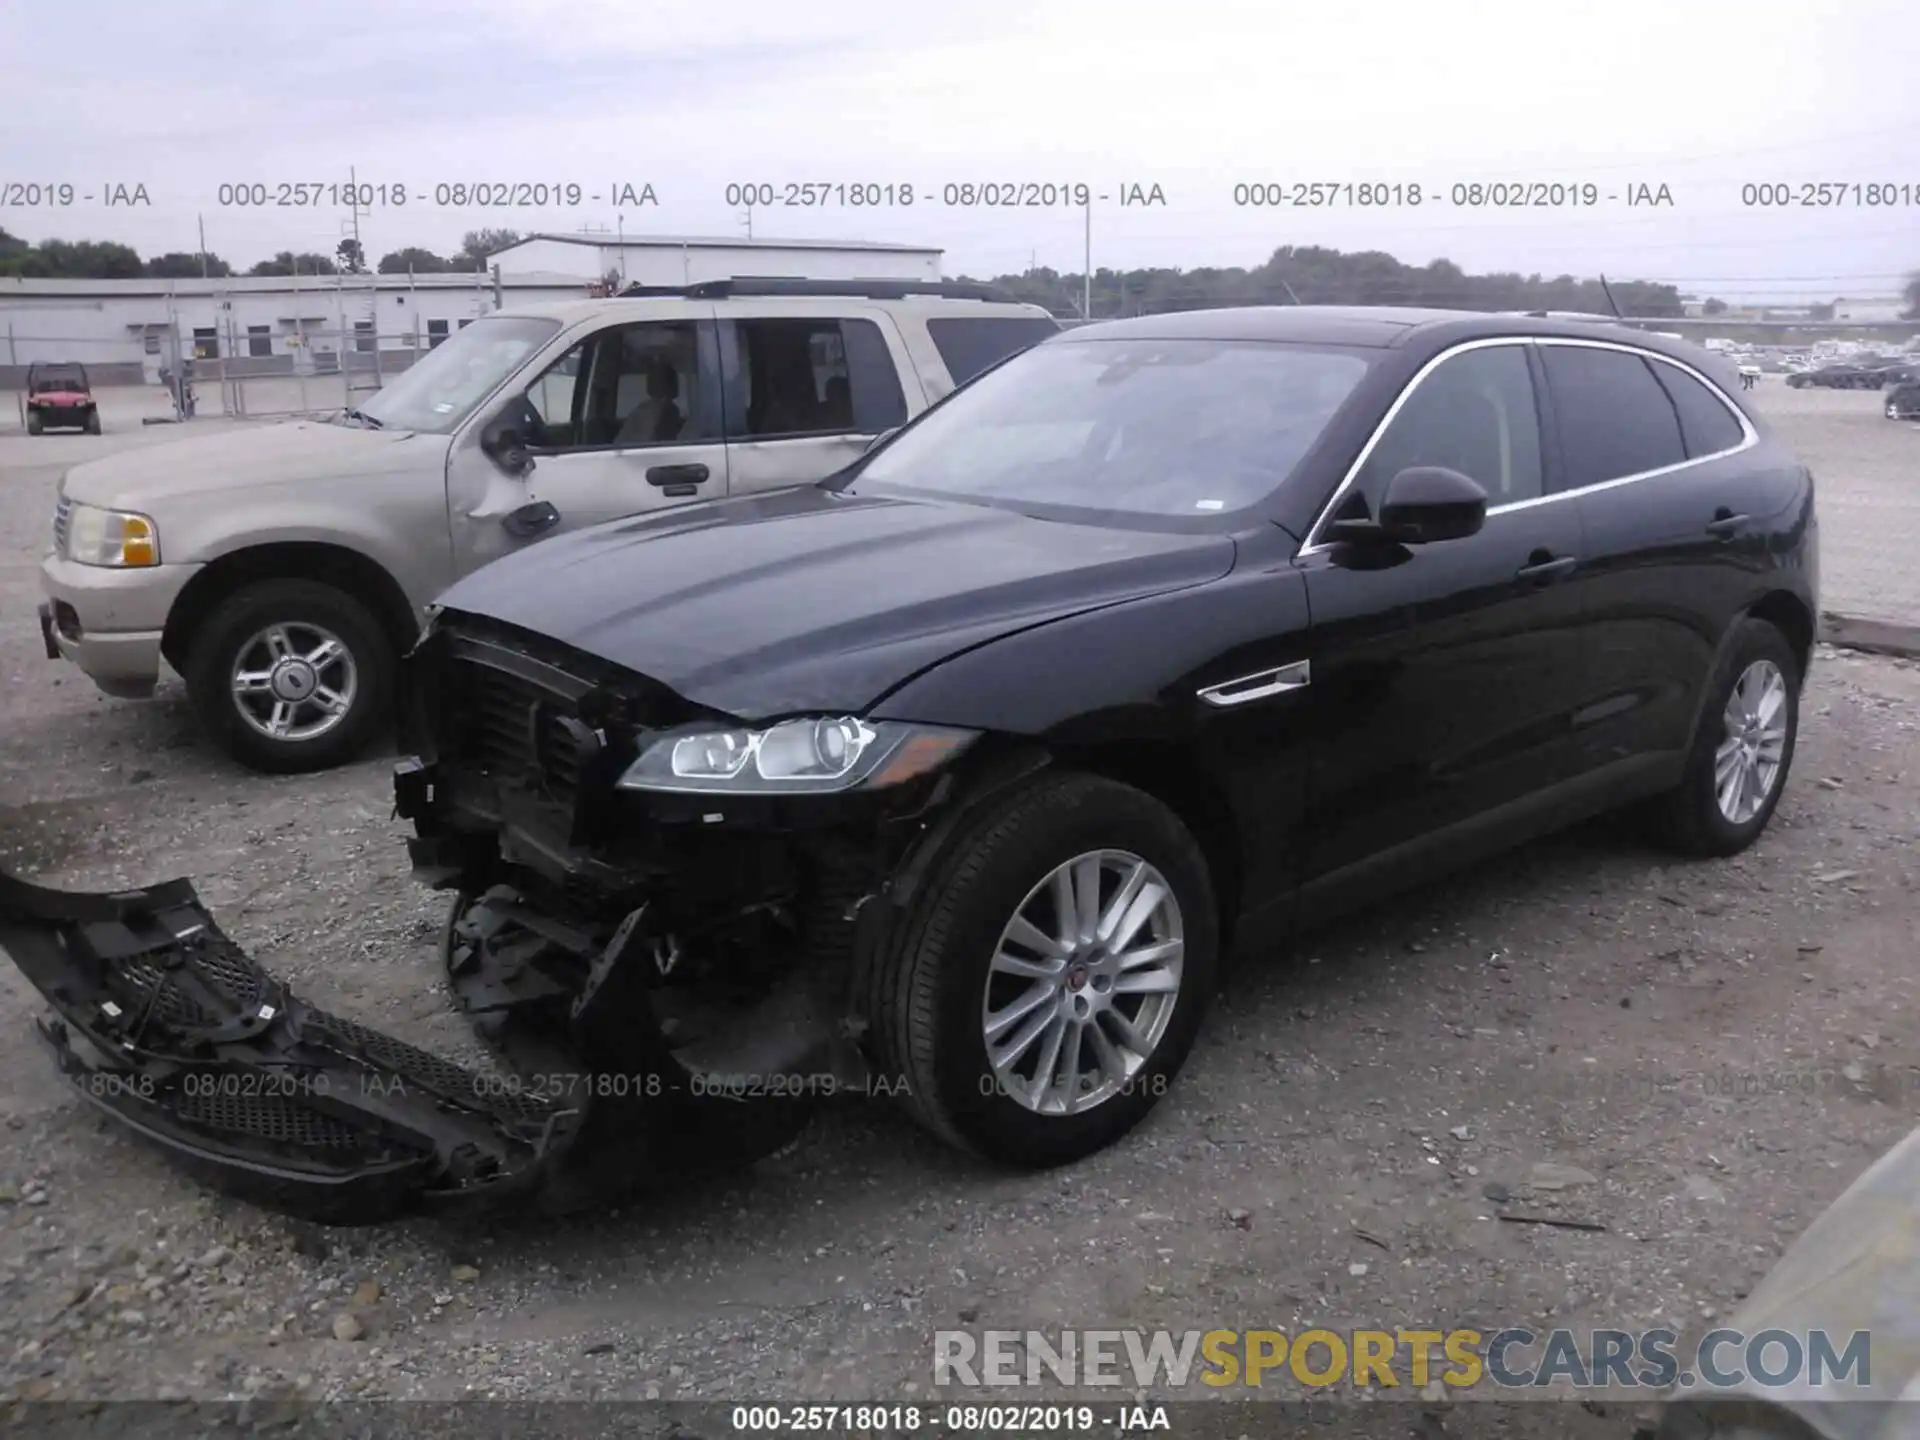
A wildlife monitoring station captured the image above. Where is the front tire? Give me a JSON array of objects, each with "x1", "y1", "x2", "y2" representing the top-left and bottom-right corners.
[
  {"x1": 1648, "y1": 618, "x2": 1800, "y2": 857},
  {"x1": 26, "y1": 412, "x2": 42, "y2": 436},
  {"x1": 871, "y1": 772, "x2": 1219, "y2": 1169},
  {"x1": 84, "y1": 410, "x2": 101, "y2": 435},
  {"x1": 184, "y1": 579, "x2": 395, "y2": 774}
]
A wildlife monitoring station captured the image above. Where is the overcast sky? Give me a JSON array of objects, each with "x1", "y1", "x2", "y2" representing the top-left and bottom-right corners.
[{"x1": 3, "y1": 0, "x2": 1916, "y2": 301}]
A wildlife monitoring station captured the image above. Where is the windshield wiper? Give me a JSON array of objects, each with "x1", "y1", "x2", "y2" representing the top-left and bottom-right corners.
[{"x1": 342, "y1": 407, "x2": 383, "y2": 429}]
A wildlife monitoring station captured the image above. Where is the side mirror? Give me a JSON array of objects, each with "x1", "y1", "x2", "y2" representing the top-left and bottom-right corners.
[
  {"x1": 864, "y1": 427, "x2": 899, "y2": 455},
  {"x1": 480, "y1": 417, "x2": 533, "y2": 477},
  {"x1": 1331, "y1": 466, "x2": 1487, "y2": 546}
]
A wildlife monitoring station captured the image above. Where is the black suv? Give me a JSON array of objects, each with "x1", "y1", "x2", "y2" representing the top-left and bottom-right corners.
[{"x1": 0, "y1": 308, "x2": 1819, "y2": 1221}]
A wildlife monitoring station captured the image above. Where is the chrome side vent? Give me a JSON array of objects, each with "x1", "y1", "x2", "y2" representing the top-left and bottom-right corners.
[{"x1": 1197, "y1": 660, "x2": 1311, "y2": 708}]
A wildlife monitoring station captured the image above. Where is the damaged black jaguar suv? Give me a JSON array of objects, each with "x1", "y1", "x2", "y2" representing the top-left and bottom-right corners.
[{"x1": 0, "y1": 306, "x2": 1818, "y2": 1221}]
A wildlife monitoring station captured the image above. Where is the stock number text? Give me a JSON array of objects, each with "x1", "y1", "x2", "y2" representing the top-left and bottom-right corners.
[
  {"x1": 1234, "y1": 181, "x2": 1425, "y2": 207},
  {"x1": 219, "y1": 182, "x2": 408, "y2": 208},
  {"x1": 1741, "y1": 182, "x2": 1919, "y2": 207}
]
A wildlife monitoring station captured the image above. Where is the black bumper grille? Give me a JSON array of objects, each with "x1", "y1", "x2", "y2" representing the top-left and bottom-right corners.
[
  {"x1": 419, "y1": 615, "x2": 707, "y2": 815},
  {"x1": 455, "y1": 658, "x2": 586, "y2": 800}
]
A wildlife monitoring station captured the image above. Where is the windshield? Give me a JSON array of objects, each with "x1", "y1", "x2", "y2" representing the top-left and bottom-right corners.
[
  {"x1": 30, "y1": 371, "x2": 84, "y2": 393},
  {"x1": 857, "y1": 338, "x2": 1370, "y2": 520},
  {"x1": 355, "y1": 315, "x2": 561, "y2": 433}
]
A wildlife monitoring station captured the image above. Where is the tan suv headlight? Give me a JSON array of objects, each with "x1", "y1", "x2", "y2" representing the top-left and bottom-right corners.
[{"x1": 65, "y1": 503, "x2": 160, "y2": 567}]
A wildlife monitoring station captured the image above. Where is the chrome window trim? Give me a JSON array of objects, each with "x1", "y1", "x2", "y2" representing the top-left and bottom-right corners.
[{"x1": 1297, "y1": 335, "x2": 1759, "y2": 553}]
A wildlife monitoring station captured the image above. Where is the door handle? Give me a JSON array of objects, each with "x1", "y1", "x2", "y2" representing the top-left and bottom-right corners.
[
  {"x1": 1705, "y1": 510, "x2": 1750, "y2": 540},
  {"x1": 646, "y1": 463, "x2": 709, "y2": 487},
  {"x1": 501, "y1": 501, "x2": 560, "y2": 539},
  {"x1": 1515, "y1": 554, "x2": 1577, "y2": 584}
]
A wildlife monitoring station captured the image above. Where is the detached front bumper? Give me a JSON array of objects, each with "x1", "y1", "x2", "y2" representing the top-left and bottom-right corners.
[
  {"x1": 0, "y1": 868, "x2": 625, "y2": 1224},
  {"x1": 38, "y1": 553, "x2": 200, "y2": 699}
]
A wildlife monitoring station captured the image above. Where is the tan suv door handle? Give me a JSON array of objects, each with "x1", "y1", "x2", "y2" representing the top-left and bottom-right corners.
[{"x1": 647, "y1": 463, "x2": 709, "y2": 487}]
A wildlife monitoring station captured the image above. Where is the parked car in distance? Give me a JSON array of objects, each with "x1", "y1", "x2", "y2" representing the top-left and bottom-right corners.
[
  {"x1": 1789, "y1": 358, "x2": 1911, "y2": 390},
  {"x1": 35, "y1": 279, "x2": 1060, "y2": 773},
  {"x1": 23, "y1": 362, "x2": 101, "y2": 435}
]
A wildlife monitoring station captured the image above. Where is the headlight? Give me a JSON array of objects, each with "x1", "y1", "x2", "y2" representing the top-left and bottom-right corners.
[
  {"x1": 617, "y1": 717, "x2": 977, "y2": 795},
  {"x1": 64, "y1": 503, "x2": 160, "y2": 567}
]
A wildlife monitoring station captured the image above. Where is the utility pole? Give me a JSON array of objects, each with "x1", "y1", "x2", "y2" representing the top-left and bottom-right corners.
[
  {"x1": 1082, "y1": 199, "x2": 1092, "y2": 320},
  {"x1": 740, "y1": 207, "x2": 753, "y2": 239},
  {"x1": 198, "y1": 214, "x2": 209, "y2": 279},
  {"x1": 346, "y1": 164, "x2": 367, "y2": 272}
]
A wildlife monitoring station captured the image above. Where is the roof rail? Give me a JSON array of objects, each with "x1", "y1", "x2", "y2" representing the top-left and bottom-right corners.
[{"x1": 616, "y1": 276, "x2": 1021, "y2": 303}]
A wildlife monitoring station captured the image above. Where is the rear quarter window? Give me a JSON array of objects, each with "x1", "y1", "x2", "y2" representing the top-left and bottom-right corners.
[
  {"x1": 925, "y1": 315, "x2": 1062, "y2": 387},
  {"x1": 1648, "y1": 359, "x2": 1746, "y2": 459}
]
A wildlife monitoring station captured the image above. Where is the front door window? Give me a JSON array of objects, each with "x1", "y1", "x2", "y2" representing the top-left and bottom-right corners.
[{"x1": 518, "y1": 321, "x2": 716, "y2": 452}]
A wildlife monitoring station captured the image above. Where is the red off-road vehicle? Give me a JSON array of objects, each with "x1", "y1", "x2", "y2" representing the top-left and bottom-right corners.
[{"x1": 25, "y1": 361, "x2": 101, "y2": 435}]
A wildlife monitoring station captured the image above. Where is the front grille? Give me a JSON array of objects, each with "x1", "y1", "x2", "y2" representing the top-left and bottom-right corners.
[
  {"x1": 454, "y1": 658, "x2": 587, "y2": 801},
  {"x1": 428, "y1": 614, "x2": 707, "y2": 806},
  {"x1": 52, "y1": 495, "x2": 72, "y2": 556},
  {"x1": 304, "y1": 1010, "x2": 559, "y2": 1122},
  {"x1": 109, "y1": 933, "x2": 269, "y2": 1031},
  {"x1": 173, "y1": 1089, "x2": 377, "y2": 1152}
]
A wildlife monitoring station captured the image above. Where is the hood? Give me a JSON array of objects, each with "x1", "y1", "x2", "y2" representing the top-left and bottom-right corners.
[
  {"x1": 29, "y1": 389, "x2": 90, "y2": 403},
  {"x1": 59, "y1": 419, "x2": 446, "y2": 507},
  {"x1": 434, "y1": 484, "x2": 1236, "y2": 718}
]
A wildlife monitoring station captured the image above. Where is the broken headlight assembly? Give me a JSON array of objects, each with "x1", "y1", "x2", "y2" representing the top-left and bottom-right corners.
[{"x1": 616, "y1": 717, "x2": 978, "y2": 795}]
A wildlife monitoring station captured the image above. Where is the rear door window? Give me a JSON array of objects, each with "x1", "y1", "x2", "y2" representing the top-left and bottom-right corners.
[
  {"x1": 1540, "y1": 345, "x2": 1688, "y2": 488},
  {"x1": 726, "y1": 317, "x2": 908, "y2": 438},
  {"x1": 925, "y1": 315, "x2": 1062, "y2": 387}
]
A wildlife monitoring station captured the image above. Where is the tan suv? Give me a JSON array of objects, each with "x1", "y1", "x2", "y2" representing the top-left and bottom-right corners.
[{"x1": 36, "y1": 279, "x2": 1058, "y2": 772}]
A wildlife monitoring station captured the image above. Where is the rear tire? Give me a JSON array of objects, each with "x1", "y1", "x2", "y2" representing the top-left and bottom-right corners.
[
  {"x1": 1647, "y1": 618, "x2": 1800, "y2": 857},
  {"x1": 184, "y1": 579, "x2": 394, "y2": 774},
  {"x1": 870, "y1": 771, "x2": 1218, "y2": 1169}
]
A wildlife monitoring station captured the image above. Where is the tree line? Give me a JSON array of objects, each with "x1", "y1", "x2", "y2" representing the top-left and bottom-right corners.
[
  {"x1": 0, "y1": 228, "x2": 526, "y2": 279},
  {"x1": 4, "y1": 224, "x2": 1917, "y2": 321}
]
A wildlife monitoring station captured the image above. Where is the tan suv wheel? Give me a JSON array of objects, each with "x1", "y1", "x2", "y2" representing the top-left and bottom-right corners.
[{"x1": 184, "y1": 579, "x2": 395, "y2": 774}]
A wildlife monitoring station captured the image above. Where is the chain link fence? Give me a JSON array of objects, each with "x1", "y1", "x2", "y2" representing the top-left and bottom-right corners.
[{"x1": 2, "y1": 319, "x2": 463, "y2": 425}]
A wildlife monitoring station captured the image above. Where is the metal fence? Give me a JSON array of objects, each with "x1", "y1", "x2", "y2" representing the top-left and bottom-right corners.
[
  {"x1": 197, "y1": 319, "x2": 442, "y2": 421},
  {"x1": 1, "y1": 320, "x2": 459, "y2": 423}
]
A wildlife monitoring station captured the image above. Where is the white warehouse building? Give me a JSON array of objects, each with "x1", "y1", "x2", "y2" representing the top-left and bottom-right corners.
[
  {"x1": 0, "y1": 234, "x2": 946, "y2": 387},
  {"x1": 489, "y1": 232, "x2": 944, "y2": 288}
]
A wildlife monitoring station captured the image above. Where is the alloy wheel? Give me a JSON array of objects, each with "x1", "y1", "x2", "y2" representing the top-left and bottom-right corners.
[
  {"x1": 229, "y1": 622, "x2": 359, "y2": 742},
  {"x1": 1713, "y1": 659, "x2": 1790, "y2": 824},
  {"x1": 981, "y1": 849, "x2": 1185, "y2": 1116}
]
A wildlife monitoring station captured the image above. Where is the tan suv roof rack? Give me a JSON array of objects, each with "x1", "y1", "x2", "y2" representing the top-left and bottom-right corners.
[{"x1": 617, "y1": 276, "x2": 1022, "y2": 303}]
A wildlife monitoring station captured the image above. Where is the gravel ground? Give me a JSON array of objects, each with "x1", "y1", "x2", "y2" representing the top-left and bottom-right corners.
[{"x1": 1, "y1": 387, "x2": 1918, "y2": 1428}]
